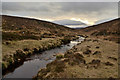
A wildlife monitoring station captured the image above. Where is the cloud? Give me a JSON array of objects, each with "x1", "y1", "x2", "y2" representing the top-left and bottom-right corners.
[
  {"x1": 1, "y1": 0, "x2": 120, "y2": 2},
  {"x1": 53, "y1": 19, "x2": 86, "y2": 25},
  {"x1": 2, "y1": 2, "x2": 118, "y2": 27},
  {"x1": 2, "y1": 3, "x2": 51, "y2": 12}
]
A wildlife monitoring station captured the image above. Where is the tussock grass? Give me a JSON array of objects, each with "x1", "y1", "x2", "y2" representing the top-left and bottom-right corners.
[
  {"x1": 56, "y1": 54, "x2": 64, "y2": 59},
  {"x1": 2, "y1": 36, "x2": 78, "y2": 72}
]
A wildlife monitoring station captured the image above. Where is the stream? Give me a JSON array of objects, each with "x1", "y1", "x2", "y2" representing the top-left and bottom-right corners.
[{"x1": 3, "y1": 36, "x2": 84, "y2": 78}]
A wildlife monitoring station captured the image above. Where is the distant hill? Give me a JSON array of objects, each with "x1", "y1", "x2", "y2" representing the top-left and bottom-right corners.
[
  {"x1": 53, "y1": 19, "x2": 86, "y2": 25},
  {"x1": 79, "y1": 18, "x2": 120, "y2": 43},
  {"x1": 2, "y1": 15, "x2": 77, "y2": 41},
  {"x1": 95, "y1": 18, "x2": 117, "y2": 25}
]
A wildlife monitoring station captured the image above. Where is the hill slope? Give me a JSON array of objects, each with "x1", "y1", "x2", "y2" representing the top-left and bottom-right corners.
[
  {"x1": 34, "y1": 18, "x2": 119, "y2": 79},
  {"x1": 2, "y1": 15, "x2": 79, "y2": 74},
  {"x1": 2, "y1": 15, "x2": 77, "y2": 41},
  {"x1": 79, "y1": 18, "x2": 120, "y2": 43}
]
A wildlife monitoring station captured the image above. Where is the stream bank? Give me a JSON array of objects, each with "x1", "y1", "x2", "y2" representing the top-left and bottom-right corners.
[
  {"x1": 3, "y1": 36, "x2": 82, "y2": 78},
  {"x1": 34, "y1": 37, "x2": 118, "y2": 79}
]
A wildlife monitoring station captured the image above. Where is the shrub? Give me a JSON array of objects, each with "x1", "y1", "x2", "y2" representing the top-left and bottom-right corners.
[
  {"x1": 91, "y1": 59, "x2": 101, "y2": 64},
  {"x1": 61, "y1": 36, "x2": 71, "y2": 44},
  {"x1": 83, "y1": 49, "x2": 91, "y2": 54},
  {"x1": 54, "y1": 61, "x2": 65, "y2": 73},
  {"x1": 2, "y1": 32, "x2": 40, "y2": 41},
  {"x1": 108, "y1": 57, "x2": 117, "y2": 61},
  {"x1": 104, "y1": 62, "x2": 114, "y2": 66},
  {"x1": 2, "y1": 62, "x2": 9, "y2": 70},
  {"x1": 23, "y1": 48, "x2": 30, "y2": 51},
  {"x1": 93, "y1": 51, "x2": 101, "y2": 55},
  {"x1": 5, "y1": 41, "x2": 11, "y2": 45},
  {"x1": 56, "y1": 54, "x2": 64, "y2": 59}
]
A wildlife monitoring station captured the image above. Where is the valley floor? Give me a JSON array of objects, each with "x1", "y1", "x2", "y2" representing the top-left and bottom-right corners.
[
  {"x1": 35, "y1": 36, "x2": 118, "y2": 79},
  {"x1": 2, "y1": 36, "x2": 78, "y2": 74}
]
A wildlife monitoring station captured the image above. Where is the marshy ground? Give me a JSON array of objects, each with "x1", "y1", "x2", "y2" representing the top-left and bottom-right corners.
[
  {"x1": 35, "y1": 36, "x2": 118, "y2": 78},
  {"x1": 2, "y1": 15, "x2": 119, "y2": 79},
  {"x1": 2, "y1": 36, "x2": 78, "y2": 75}
]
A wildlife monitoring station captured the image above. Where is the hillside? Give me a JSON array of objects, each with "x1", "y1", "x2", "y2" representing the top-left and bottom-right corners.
[
  {"x1": 34, "y1": 18, "x2": 119, "y2": 79},
  {"x1": 2, "y1": 15, "x2": 119, "y2": 78},
  {"x1": 79, "y1": 18, "x2": 120, "y2": 43},
  {"x1": 2, "y1": 15, "x2": 77, "y2": 41},
  {"x1": 35, "y1": 37, "x2": 118, "y2": 79},
  {"x1": 2, "y1": 15, "x2": 79, "y2": 75}
]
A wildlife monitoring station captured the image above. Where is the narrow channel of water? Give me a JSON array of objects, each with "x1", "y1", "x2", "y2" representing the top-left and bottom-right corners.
[{"x1": 4, "y1": 37, "x2": 84, "y2": 78}]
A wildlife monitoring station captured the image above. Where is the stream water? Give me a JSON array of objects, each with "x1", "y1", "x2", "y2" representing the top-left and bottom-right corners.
[{"x1": 3, "y1": 36, "x2": 84, "y2": 78}]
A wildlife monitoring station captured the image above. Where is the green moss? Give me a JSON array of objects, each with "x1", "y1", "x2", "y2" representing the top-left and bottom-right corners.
[
  {"x1": 2, "y1": 62, "x2": 9, "y2": 70},
  {"x1": 56, "y1": 54, "x2": 64, "y2": 59}
]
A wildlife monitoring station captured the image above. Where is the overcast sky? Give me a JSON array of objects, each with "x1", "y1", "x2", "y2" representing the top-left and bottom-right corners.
[
  {"x1": 2, "y1": 2, "x2": 118, "y2": 28},
  {"x1": 1, "y1": 0, "x2": 120, "y2": 2}
]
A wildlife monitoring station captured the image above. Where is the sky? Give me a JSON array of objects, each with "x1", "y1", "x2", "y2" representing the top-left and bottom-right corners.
[
  {"x1": 1, "y1": 0, "x2": 120, "y2": 2},
  {"x1": 2, "y1": 2, "x2": 119, "y2": 28}
]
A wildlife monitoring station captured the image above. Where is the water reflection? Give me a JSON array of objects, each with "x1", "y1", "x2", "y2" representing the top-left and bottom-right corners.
[{"x1": 4, "y1": 37, "x2": 84, "y2": 78}]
